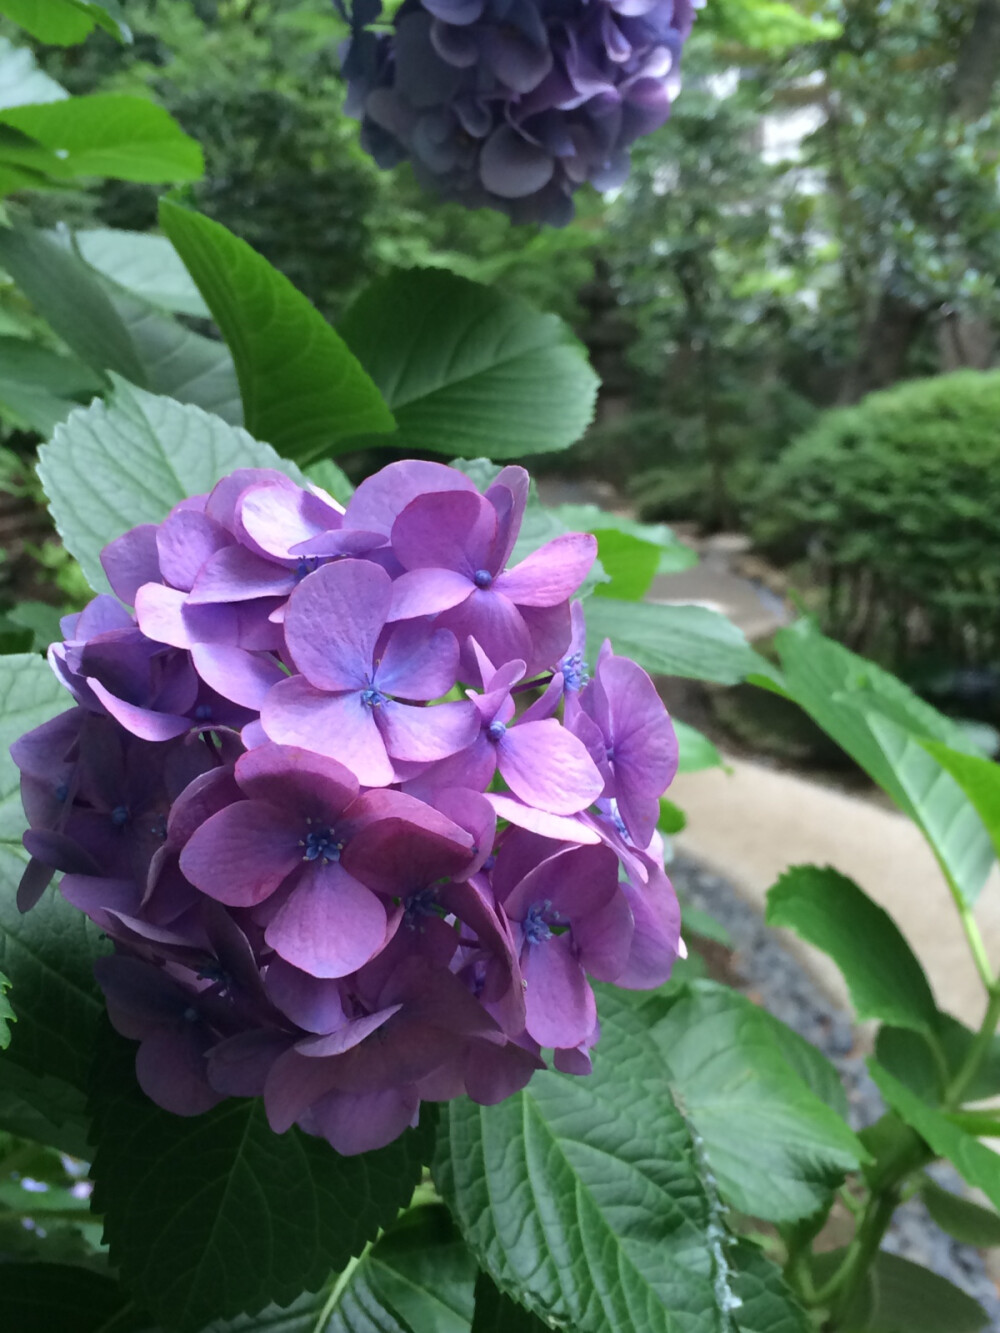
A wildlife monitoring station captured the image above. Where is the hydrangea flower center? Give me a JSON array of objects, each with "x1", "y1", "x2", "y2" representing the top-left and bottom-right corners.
[
  {"x1": 111, "y1": 805, "x2": 129, "y2": 828},
  {"x1": 403, "y1": 887, "x2": 439, "y2": 928},
  {"x1": 487, "y1": 720, "x2": 507, "y2": 742},
  {"x1": 361, "y1": 686, "x2": 388, "y2": 709},
  {"x1": 301, "y1": 825, "x2": 343, "y2": 863},
  {"x1": 523, "y1": 900, "x2": 555, "y2": 945},
  {"x1": 561, "y1": 650, "x2": 590, "y2": 692},
  {"x1": 473, "y1": 569, "x2": 493, "y2": 589}
]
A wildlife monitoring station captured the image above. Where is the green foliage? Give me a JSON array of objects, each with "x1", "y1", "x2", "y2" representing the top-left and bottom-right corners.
[
  {"x1": 471, "y1": 1274, "x2": 549, "y2": 1333},
  {"x1": 768, "y1": 620, "x2": 995, "y2": 908},
  {"x1": 826, "y1": 1249, "x2": 988, "y2": 1333},
  {"x1": 339, "y1": 268, "x2": 598, "y2": 460},
  {"x1": 0, "y1": 93, "x2": 201, "y2": 184},
  {"x1": 159, "y1": 200, "x2": 395, "y2": 464},
  {"x1": 0, "y1": 0, "x2": 128, "y2": 46},
  {"x1": 639, "y1": 984, "x2": 868, "y2": 1221},
  {"x1": 755, "y1": 373, "x2": 1000, "y2": 676},
  {"x1": 765, "y1": 866, "x2": 938, "y2": 1031},
  {"x1": 325, "y1": 1205, "x2": 476, "y2": 1333},
  {"x1": 0, "y1": 967, "x2": 12, "y2": 1048},
  {"x1": 868, "y1": 1062, "x2": 1000, "y2": 1213},
  {"x1": 0, "y1": 1264, "x2": 147, "y2": 1333},
  {"x1": 90, "y1": 1024, "x2": 434, "y2": 1332},
  {"x1": 675, "y1": 719, "x2": 725, "y2": 773},
  {"x1": 38, "y1": 381, "x2": 304, "y2": 594},
  {"x1": 586, "y1": 598, "x2": 767, "y2": 685},
  {"x1": 920, "y1": 1176, "x2": 1000, "y2": 1247},
  {"x1": 436, "y1": 987, "x2": 745, "y2": 1332}
]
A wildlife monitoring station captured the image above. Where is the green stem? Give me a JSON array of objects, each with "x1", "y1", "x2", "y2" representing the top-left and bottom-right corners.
[
  {"x1": 827, "y1": 1187, "x2": 899, "y2": 1325},
  {"x1": 945, "y1": 982, "x2": 1000, "y2": 1108},
  {"x1": 957, "y1": 905, "x2": 995, "y2": 995}
]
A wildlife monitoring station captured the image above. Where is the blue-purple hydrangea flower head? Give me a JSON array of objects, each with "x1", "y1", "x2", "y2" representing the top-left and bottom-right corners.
[
  {"x1": 343, "y1": 0, "x2": 700, "y2": 223},
  {"x1": 12, "y1": 460, "x2": 682, "y2": 1155}
]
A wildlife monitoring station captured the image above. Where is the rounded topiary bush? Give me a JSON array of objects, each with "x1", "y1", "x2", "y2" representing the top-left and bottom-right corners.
[{"x1": 752, "y1": 370, "x2": 1000, "y2": 688}]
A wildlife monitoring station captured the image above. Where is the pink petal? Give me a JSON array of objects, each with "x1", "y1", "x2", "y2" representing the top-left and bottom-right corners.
[
  {"x1": 100, "y1": 524, "x2": 161, "y2": 604},
  {"x1": 522, "y1": 934, "x2": 596, "y2": 1049},
  {"x1": 378, "y1": 699, "x2": 480, "y2": 764},
  {"x1": 598, "y1": 652, "x2": 678, "y2": 848},
  {"x1": 440, "y1": 590, "x2": 532, "y2": 673},
  {"x1": 156, "y1": 510, "x2": 231, "y2": 592},
  {"x1": 136, "y1": 1028, "x2": 223, "y2": 1117},
  {"x1": 313, "y1": 1086, "x2": 420, "y2": 1155},
  {"x1": 191, "y1": 644, "x2": 287, "y2": 709},
  {"x1": 87, "y1": 678, "x2": 191, "y2": 741},
  {"x1": 265, "y1": 957, "x2": 346, "y2": 1033},
  {"x1": 389, "y1": 567, "x2": 474, "y2": 621},
  {"x1": 237, "y1": 483, "x2": 343, "y2": 560},
  {"x1": 488, "y1": 794, "x2": 601, "y2": 844},
  {"x1": 503, "y1": 843, "x2": 619, "y2": 922},
  {"x1": 520, "y1": 601, "x2": 573, "y2": 676},
  {"x1": 187, "y1": 546, "x2": 298, "y2": 604},
  {"x1": 262, "y1": 677, "x2": 395, "y2": 787},
  {"x1": 179, "y1": 801, "x2": 300, "y2": 906},
  {"x1": 375, "y1": 622, "x2": 458, "y2": 700},
  {"x1": 498, "y1": 719, "x2": 603, "y2": 815},
  {"x1": 264, "y1": 864, "x2": 387, "y2": 978},
  {"x1": 204, "y1": 467, "x2": 296, "y2": 530},
  {"x1": 391, "y1": 488, "x2": 496, "y2": 573},
  {"x1": 283, "y1": 559, "x2": 389, "y2": 689},
  {"x1": 485, "y1": 466, "x2": 529, "y2": 570},
  {"x1": 571, "y1": 887, "x2": 635, "y2": 982},
  {"x1": 235, "y1": 742, "x2": 359, "y2": 818},
  {"x1": 495, "y1": 533, "x2": 597, "y2": 607},
  {"x1": 346, "y1": 459, "x2": 476, "y2": 536}
]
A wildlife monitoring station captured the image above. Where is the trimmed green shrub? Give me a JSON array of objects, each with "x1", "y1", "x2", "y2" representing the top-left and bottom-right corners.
[{"x1": 753, "y1": 370, "x2": 1000, "y2": 680}]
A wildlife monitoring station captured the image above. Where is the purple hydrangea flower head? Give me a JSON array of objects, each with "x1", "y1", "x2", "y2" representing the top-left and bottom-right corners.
[
  {"x1": 10, "y1": 459, "x2": 684, "y2": 1155},
  {"x1": 341, "y1": 0, "x2": 700, "y2": 222}
]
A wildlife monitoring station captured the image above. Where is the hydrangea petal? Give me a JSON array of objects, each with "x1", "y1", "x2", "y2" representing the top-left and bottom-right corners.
[
  {"x1": 264, "y1": 864, "x2": 387, "y2": 978},
  {"x1": 284, "y1": 559, "x2": 389, "y2": 690},
  {"x1": 498, "y1": 718, "x2": 603, "y2": 815}
]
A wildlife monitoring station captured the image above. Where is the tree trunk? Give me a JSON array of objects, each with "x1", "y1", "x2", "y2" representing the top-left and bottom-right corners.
[{"x1": 839, "y1": 0, "x2": 1000, "y2": 401}]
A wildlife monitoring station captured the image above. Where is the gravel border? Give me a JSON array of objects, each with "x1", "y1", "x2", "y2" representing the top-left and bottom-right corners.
[{"x1": 672, "y1": 851, "x2": 1000, "y2": 1329}]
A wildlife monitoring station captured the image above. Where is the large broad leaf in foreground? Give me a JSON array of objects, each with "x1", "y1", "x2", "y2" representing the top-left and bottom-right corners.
[
  {"x1": 766, "y1": 865, "x2": 938, "y2": 1032},
  {"x1": 90, "y1": 1026, "x2": 433, "y2": 1332},
  {"x1": 641, "y1": 984, "x2": 868, "y2": 1222},
  {"x1": 38, "y1": 382, "x2": 305, "y2": 595},
  {"x1": 0, "y1": 94, "x2": 202, "y2": 182},
  {"x1": 340, "y1": 268, "x2": 598, "y2": 460},
  {"x1": 436, "y1": 988, "x2": 747, "y2": 1333},
  {"x1": 0, "y1": 0, "x2": 128, "y2": 44},
  {"x1": 160, "y1": 200, "x2": 395, "y2": 464},
  {"x1": 773, "y1": 620, "x2": 995, "y2": 908}
]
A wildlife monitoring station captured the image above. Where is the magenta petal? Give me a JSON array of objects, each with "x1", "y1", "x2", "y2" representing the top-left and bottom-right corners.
[
  {"x1": 188, "y1": 546, "x2": 298, "y2": 604},
  {"x1": 87, "y1": 678, "x2": 191, "y2": 741},
  {"x1": 464, "y1": 1038, "x2": 540, "y2": 1104},
  {"x1": 262, "y1": 678, "x2": 395, "y2": 787},
  {"x1": 265, "y1": 957, "x2": 346, "y2": 1033},
  {"x1": 136, "y1": 1028, "x2": 223, "y2": 1116},
  {"x1": 204, "y1": 467, "x2": 295, "y2": 529},
  {"x1": 488, "y1": 794, "x2": 600, "y2": 844},
  {"x1": 207, "y1": 1031, "x2": 289, "y2": 1097},
  {"x1": 378, "y1": 699, "x2": 479, "y2": 765},
  {"x1": 598, "y1": 652, "x2": 678, "y2": 848},
  {"x1": 264, "y1": 863, "x2": 387, "y2": 978},
  {"x1": 403, "y1": 734, "x2": 496, "y2": 800},
  {"x1": 440, "y1": 589, "x2": 532, "y2": 671},
  {"x1": 485, "y1": 466, "x2": 529, "y2": 569},
  {"x1": 346, "y1": 459, "x2": 476, "y2": 536},
  {"x1": 520, "y1": 602, "x2": 573, "y2": 676},
  {"x1": 264, "y1": 1047, "x2": 340, "y2": 1132},
  {"x1": 284, "y1": 559, "x2": 389, "y2": 689},
  {"x1": 504, "y1": 843, "x2": 619, "y2": 923},
  {"x1": 617, "y1": 866, "x2": 682, "y2": 989},
  {"x1": 312, "y1": 1086, "x2": 420, "y2": 1155},
  {"x1": 156, "y1": 510, "x2": 231, "y2": 592},
  {"x1": 375, "y1": 622, "x2": 458, "y2": 700},
  {"x1": 391, "y1": 489, "x2": 496, "y2": 573},
  {"x1": 498, "y1": 719, "x2": 603, "y2": 815},
  {"x1": 571, "y1": 887, "x2": 635, "y2": 982},
  {"x1": 496, "y1": 533, "x2": 597, "y2": 607},
  {"x1": 295, "y1": 1006, "x2": 402, "y2": 1058},
  {"x1": 389, "y1": 567, "x2": 474, "y2": 621},
  {"x1": 179, "y1": 801, "x2": 300, "y2": 906},
  {"x1": 522, "y1": 934, "x2": 596, "y2": 1049},
  {"x1": 235, "y1": 742, "x2": 359, "y2": 818},
  {"x1": 191, "y1": 644, "x2": 286, "y2": 709},
  {"x1": 100, "y1": 524, "x2": 161, "y2": 604},
  {"x1": 237, "y1": 483, "x2": 343, "y2": 560}
]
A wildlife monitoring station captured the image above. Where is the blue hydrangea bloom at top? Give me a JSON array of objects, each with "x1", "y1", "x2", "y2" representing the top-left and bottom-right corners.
[{"x1": 342, "y1": 0, "x2": 701, "y2": 224}]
